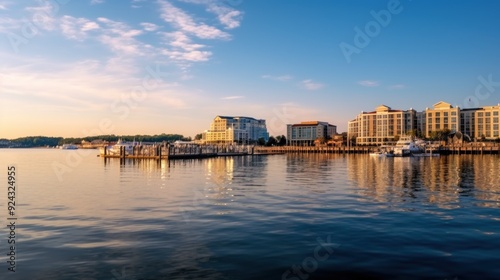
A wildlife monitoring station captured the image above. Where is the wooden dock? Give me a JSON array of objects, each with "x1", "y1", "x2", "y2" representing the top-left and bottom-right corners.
[
  {"x1": 99, "y1": 144, "x2": 253, "y2": 160},
  {"x1": 99, "y1": 143, "x2": 500, "y2": 160},
  {"x1": 254, "y1": 146, "x2": 372, "y2": 154}
]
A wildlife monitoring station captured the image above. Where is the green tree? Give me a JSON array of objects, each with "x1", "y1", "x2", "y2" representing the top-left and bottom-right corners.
[
  {"x1": 257, "y1": 137, "x2": 266, "y2": 146},
  {"x1": 194, "y1": 133, "x2": 203, "y2": 140}
]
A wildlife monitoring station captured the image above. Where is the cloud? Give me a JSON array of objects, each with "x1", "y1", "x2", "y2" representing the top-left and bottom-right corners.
[
  {"x1": 388, "y1": 84, "x2": 406, "y2": 90},
  {"x1": 262, "y1": 75, "x2": 292, "y2": 81},
  {"x1": 358, "y1": 80, "x2": 380, "y2": 87},
  {"x1": 96, "y1": 17, "x2": 145, "y2": 56},
  {"x1": 221, "y1": 95, "x2": 244, "y2": 100},
  {"x1": 158, "y1": 0, "x2": 229, "y2": 40},
  {"x1": 301, "y1": 79, "x2": 324, "y2": 91},
  {"x1": 140, "y1": 22, "x2": 160, "y2": 32},
  {"x1": 60, "y1": 16, "x2": 100, "y2": 41},
  {"x1": 161, "y1": 31, "x2": 212, "y2": 62},
  {"x1": 90, "y1": 0, "x2": 104, "y2": 4}
]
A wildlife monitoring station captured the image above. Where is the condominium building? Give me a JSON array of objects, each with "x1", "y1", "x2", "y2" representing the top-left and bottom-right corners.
[
  {"x1": 474, "y1": 104, "x2": 500, "y2": 139},
  {"x1": 349, "y1": 101, "x2": 500, "y2": 144},
  {"x1": 203, "y1": 116, "x2": 269, "y2": 144},
  {"x1": 348, "y1": 105, "x2": 419, "y2": 145},
  {"x1": 286, "y1": 121, "x2": 337, "y2": 146},
  {"x1": 424, "y1": 101, "x2": 460, "y2": 138}
]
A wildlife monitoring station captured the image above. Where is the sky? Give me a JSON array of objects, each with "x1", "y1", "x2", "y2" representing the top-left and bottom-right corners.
[{"x1": 1, "y1": 0, "x2": 500, "y2": 139}]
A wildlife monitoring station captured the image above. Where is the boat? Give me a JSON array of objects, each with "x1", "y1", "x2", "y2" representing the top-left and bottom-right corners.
[
  {"x1": 105, "y1": 139, "x2": 138, "y2": 156},
  {"x1": 60, "y1": 144, "x2": 78, "y2": 150},
  {"x1": 393, "y1": 136, "x2": 424, "y2": 157},
  {"x1": 370, "y1": 145, "x2": 395, "y2": 157}
]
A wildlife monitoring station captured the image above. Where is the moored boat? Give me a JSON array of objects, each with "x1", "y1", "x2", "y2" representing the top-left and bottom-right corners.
[
  {"x1": 105, "y1": 139, "x2": 138, "y2": 156},
  {"x1": 393, "y1": 136, "x2": 424, "y2": 157},
  {"x1": 60, "y1": 144, "x2": 78, "y2": 150}
]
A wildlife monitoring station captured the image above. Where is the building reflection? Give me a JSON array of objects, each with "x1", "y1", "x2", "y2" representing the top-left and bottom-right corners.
[
  {"x1": 203, "y1": 156, "x2": 268, "y2": 214},
  {"x1": 348, "y1": 155, "x2": 500, "y2": 209}
]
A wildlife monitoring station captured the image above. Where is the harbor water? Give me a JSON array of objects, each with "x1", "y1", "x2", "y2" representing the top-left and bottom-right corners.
[{"x1": 0, "y1": 149, "x2": 499, "y2": 279}]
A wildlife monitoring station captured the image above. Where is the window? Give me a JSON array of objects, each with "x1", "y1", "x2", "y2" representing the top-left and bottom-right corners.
[
  {"x1": 444, "y1": 112, "x2": 448, "y2": 117},
  {"x1": 494, "y1": 111, "x2": 499, "y2": 116},
  {"x1": 478, "y1": 112, "x2": 484, "y2": 117},
  {"x1": 435, "y1": 112, "x2": 441, "y2": 117},
  {"x1": 486, "y1": 112, "x2": 491, "y2": 117},
  {"x1": 451, "y1": 117, "x2": 457, "y2": 123},
  {"x1": 451, "y1": 111, "x2": 457, "y2": 116}
]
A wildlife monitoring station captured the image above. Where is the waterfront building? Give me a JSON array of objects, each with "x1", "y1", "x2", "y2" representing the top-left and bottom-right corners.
[
  {"x1": 286, "y1": 121, "x2": 337, "y2": 146},
  {"x1": 349, "y1": 101, "x2": 500, "y2": 144},
  {"x1": 347, "y1": 105, "x2": 418, "y2": 145},
  {"x1": 460, "y1": 108, "x2": 479, "y2": 141},
  {"x1": 474, "y1": 103, "x2": 500, "y2": 140},
  {"x1": 203, "y1": 116, "x2": 269, "y2": 144},
  {"x1": 424, "y1": 101, "x2": 460, "y2": 138}
]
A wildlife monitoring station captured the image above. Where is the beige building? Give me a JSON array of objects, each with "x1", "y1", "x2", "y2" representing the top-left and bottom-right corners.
[
  {"x1": 203, "y1": 116, "x2": 269, "y2": 144},
  {"x1": 286, "y1": 121, "x2": 337, "y2": 146},
  {"x1": 474, "y1": 104, "x2": 500, "y2": 140},
  {"x1": 424, "y1": 101, "x2": 460, "y2": 138},
  {"x1": 348, "y1": 105, "x2": 419, "y2": 145}
]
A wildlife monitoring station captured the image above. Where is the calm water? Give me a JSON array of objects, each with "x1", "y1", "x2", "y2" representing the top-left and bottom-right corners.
[{"x1": 0, "y1": 149, "x2": 499, "y2": 279}]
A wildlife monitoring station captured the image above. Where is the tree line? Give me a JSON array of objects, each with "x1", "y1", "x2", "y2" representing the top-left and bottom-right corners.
[{"x1": 0, "y1": 134, "x2": 190, "y2": 148}]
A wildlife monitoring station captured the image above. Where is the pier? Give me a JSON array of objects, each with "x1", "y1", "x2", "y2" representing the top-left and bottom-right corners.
[
  {"x1": 99, "y1": 143, "x2": 254, "y2": 160},
  {"x1": 99, "y1": 143, "x2": 500, "y2": 160}
]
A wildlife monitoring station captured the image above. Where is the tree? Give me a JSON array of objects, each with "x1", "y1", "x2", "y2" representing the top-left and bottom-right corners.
[
  {"x1": 257, "y1": 137, "x2": 266, "y2": 146},
  {"x1": 277, "y1": 135, "x2": 287, "y2": 146},
  {"x1": 266, "y1": 136, "x2": 277, "y2": 146},
  {"x1": 194, "y1": 133, "x2": 203, "y2": 140}
]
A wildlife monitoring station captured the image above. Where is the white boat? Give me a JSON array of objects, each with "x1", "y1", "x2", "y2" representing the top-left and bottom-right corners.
[
  {"x1": 370, "y1": 146, "x2": 395, "y2": 157},
  {"x1": 105, "y1": 139, "x2": 138, "y2": 155},
  {"x1": 60, "y1": 144, "x2": 78, "y2": 150},
  {"x1": 393, "y1": 136, "x2": 424, "y2": 157}
]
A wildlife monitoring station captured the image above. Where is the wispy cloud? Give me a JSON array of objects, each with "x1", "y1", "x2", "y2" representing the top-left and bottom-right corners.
[
  {"x1": 91, "y1": 0, "x2": 104, "y2": 5},
  {"x1": 161, "y1": 31, "x2": 212, "y2": 62},
  {"x1": 262, "y1": 75, "x2": 293, "y2": 81},
  {"x1": 388, "y1": 84, "x2": 406, "y2": 90},
  {"x1": 140, "y1": 22, "x2": 159, "y2": 32},
  {"x1": 358, "y1": 80, "x2": 380, "y2": 87},
  {"x1": 221, "y1": 95, "x2": 244, "y2": 100},
  {"x1": 96, "y1": 17, "x2": 146, "y2": 56},
  {"x1": 301, "y1": 79, "x2": 324, "y2": 91},
  {"x1": 158, "y1": 0, "x2": 229, "y2": 40},
  {"x1": 60, "y1": 16, "x2": 100, "y2": 41},
  {"x1": 178, "y1": 0, "x2": 244, "y2": 29}
]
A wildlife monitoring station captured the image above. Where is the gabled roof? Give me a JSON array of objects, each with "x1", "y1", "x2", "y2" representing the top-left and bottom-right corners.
[{"x1": 433, "y1": 101, "x2": 453, "y2": 109}]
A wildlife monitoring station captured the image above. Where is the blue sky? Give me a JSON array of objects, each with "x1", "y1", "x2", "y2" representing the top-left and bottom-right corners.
[{"x1": 1, "y1": 0, "x2": 500, "y2": 138}]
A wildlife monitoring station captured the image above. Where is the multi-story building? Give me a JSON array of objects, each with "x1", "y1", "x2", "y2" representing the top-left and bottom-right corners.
[
  {"x1": 347, "y1": 105, "x2": 419, "y2": 145},
  {"x1": 424, "y1": 101, "x2": 460, "y2": 138},
  {"x1": 286, "y1": 121, "x2": 337, "y2": 146},
  {"x1": 349, "y1": 101, "x2": 500, "y2": 144},
  {"x1": 460, "y1": 108, "x2": 479, "y2": 141},
  {"x1": 203, "y1": 116, "x2": 269, "y2": 144},
  {"x1": 474, "y1": 104, "x2": 500, "y2": 140}
]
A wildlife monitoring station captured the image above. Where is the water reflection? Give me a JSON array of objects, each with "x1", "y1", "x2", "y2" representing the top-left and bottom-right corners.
[{"x1": 348, "y1": 155, "x2": 500, "y2": 208}]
